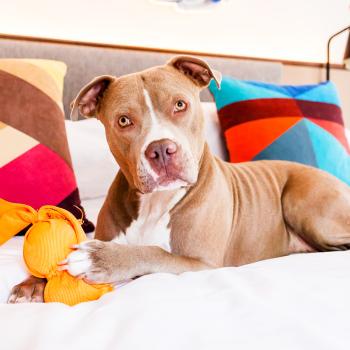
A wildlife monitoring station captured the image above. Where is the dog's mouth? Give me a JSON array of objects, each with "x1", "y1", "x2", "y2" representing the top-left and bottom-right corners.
[
  {"x1": 136, "y1": 170, "x2": 196, "y2": 194},
  {"x1": 157, "y1": 175, "x2": 191, "y2": 190},
  {"x1": 138, "y1": 175, "x2": 190, "y2": 193}
]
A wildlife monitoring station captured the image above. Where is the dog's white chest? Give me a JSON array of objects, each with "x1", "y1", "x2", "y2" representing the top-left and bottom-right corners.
[{"x1": 114, "y1": 189, "x2": 186, "y2": 252}]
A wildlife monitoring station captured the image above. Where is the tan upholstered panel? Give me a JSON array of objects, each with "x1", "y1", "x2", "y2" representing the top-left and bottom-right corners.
[{"x1": 0, "y1": 38, "x2": 282, "y2": 118}]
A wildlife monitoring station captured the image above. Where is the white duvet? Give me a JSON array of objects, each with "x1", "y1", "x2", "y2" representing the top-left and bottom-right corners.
[{"x1": 1, "y1": 233, "x2": 350, "y2": 350}]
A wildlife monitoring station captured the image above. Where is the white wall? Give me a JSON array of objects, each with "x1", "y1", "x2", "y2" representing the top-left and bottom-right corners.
[{"x1": 1, "y1": 0, "x2": 349, "y2": 64}]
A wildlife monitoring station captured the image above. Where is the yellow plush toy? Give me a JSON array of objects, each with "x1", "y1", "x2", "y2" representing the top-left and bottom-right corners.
[{"x1": 0, "y1": 198, "x2": 113, "y2": 306}]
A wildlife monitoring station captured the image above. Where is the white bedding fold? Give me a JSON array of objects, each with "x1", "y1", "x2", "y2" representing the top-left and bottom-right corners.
[{"x1": 1, "y1": 241, "x2": 350, "y2": 350}]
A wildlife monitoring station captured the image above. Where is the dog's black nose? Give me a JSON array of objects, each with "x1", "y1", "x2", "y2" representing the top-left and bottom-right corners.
[{"x1": 145, "y1": 139, "x2": 178, "y2": 173}]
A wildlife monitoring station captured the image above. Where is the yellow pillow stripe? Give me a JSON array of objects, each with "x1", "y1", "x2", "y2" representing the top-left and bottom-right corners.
[{"x1": 0, "y1": 59, "x2": 66, "y2": 110}]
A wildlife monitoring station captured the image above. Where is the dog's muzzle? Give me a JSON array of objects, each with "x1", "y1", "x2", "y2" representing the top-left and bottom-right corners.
[{"x1": 136, "y1": 138, "x2": 196, "y2": 192}]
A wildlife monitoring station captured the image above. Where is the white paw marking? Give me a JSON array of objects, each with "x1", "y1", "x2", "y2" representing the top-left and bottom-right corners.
[
  {"x1": 15, "y1": 296, "x2": 29, "y2": 303},
  {"x1": 64, "y1": 247, "x2": 92, "y2": 277},
  {"x1": 8, "y1": 292, "x2": 31, "y2": 304},
  {"x1": 7, "y1": 294, "x2": 16, "y2": 303}
]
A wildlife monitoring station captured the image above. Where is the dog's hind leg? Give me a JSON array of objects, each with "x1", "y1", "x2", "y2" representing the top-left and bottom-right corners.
[
  {"x1": 8, "y1": 276, "x2": 46, "y2": 303},
  {"x1": 282, "y1": 166, "x2": 350, "y2": 252}
]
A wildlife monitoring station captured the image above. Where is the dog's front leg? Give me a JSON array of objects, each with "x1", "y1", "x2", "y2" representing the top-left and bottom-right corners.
[{"x1": 58, "y1": 240, "x2": 212, "y2": 284}]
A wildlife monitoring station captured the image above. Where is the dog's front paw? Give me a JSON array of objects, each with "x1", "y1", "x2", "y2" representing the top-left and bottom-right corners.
[{"x1": 58, "y1": 240, "x2": 137, "y2": 284}]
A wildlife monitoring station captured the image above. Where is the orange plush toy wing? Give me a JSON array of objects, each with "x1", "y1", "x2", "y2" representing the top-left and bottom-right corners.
[
  {"x1": 0, "y1": 198, "x2": 37, "y2": 245},
  {"x1": 0, "y1": 199, "x2": 113, "y2": 306}
]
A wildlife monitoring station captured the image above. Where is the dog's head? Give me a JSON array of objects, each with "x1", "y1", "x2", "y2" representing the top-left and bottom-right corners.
[{"x1": 71, "y1": 56, "x2": 221, "y2": 193}]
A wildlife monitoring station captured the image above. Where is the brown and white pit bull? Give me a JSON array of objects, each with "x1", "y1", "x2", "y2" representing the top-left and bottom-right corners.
[{"x1": 8, "y1": 56, "x2": 350, "y2": 303}]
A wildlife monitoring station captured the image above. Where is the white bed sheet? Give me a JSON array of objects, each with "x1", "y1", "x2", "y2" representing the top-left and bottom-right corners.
[
  {"x1": 82, "y1": 197, "x2": 104, "y2": 227},
  {"x1": 1, "y1": 239, "x2": 350, "y2": 350}
]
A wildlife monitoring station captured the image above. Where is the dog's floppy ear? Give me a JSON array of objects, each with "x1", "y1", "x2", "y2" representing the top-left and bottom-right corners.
[
  {"x1": 70, "y1": 75, "x2": 115, "y2": 121},
  {"x1": 167, "y1": 55, "x2": 221, "y2": 89}
]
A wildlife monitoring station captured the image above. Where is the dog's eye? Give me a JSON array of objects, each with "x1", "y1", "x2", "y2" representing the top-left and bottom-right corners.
[
  {"x1": 174, "y1": 100, "x2": 187, "y2": 112},
  {"x1": 118, "y1": 115, "x2": 132, "y2": 128}
]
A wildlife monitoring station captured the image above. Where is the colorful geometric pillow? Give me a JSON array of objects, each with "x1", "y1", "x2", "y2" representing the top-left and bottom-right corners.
[
  {"x1": 0, "y1": 59, "x2": 94, "y2": 232},
  {"x1": 209, "y1": 78, "x2": 350, "y2": 185}
]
